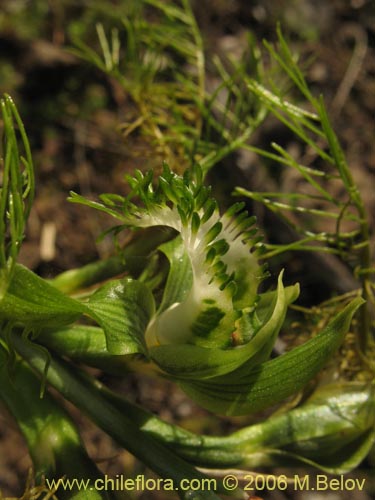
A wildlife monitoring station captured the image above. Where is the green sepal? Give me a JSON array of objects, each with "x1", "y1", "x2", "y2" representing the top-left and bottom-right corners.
[
  {"x1": 179, "y1": 297, "x2": 364, "y2": 415},
  {"x1": 157, "y1": 235, "x2": 193, "y2": 314},
  {"x1": 233, "y1": 282, "x2": 300, "y2": 370},
  {"x1": 145, "y1": 234, "x2": 235, "y2": 348},
  {"x1": 149, "y1": 274, "x2": 298, "y2": 379},
  {"x1": 0, "y1": 264, "x2": 85, "y2": 328},
  {"x1": 86, "y1": 278, "x2": 155, "y2": 355}
]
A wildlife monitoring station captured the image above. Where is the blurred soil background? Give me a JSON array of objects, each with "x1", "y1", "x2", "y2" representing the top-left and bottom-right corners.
[{"x1": 0, "y1": 0, "x2": 374, "y2": 498}]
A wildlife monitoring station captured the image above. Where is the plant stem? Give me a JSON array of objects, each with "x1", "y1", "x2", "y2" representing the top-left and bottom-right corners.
[
  {"x1": 87, "y1": 377, "x2": 375, "y2": 474},
  {"x1": 319, "y1": 100, "x2": 374, "y2": 352},
  {"x1": 0, "y1": 349, "x2": 113, "y2": 499},
  {"x1": 10, "y1": 332, "x2": 224, "y2": 500},
  {"x1": 51, "y1": 227, "x2": 173, "y2": 294}
]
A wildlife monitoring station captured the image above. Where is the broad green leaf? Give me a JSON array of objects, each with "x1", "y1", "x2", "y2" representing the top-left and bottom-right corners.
[
  {"x1": 149, "y1": 274, "x2": 298, "y2": 379},
  {"x1": 179, "y1": 297, "x2": 364, "y2": 414},
  {"x1": 0, "y1": 264, "x2": 85, "y2": 328},
  {"x1": 37, "y1": 325, "x2": 139, "y2": 375},
  {"x1": 86, "y1": 278, "x2": 155, "y2": 355}
]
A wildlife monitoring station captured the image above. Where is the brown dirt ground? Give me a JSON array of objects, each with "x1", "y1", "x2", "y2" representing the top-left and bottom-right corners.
[{"x1": 0, "y1": 0, "x2": 374, "y2": 498}]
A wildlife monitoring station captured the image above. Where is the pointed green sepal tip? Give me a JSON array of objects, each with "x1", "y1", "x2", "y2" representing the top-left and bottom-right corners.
[{"x1": 180, "y1": 297, "x2": 365, "y2": 415}]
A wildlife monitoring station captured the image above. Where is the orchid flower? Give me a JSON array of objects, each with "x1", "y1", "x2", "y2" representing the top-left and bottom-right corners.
[{"x1": 69, "y1": 166, "x2": 307, "y2": 413}]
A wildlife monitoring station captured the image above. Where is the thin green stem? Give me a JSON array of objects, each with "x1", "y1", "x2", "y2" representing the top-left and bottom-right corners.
[
  {"x1": 50, "y1": 227, "x2": 173, "y2": 294},
  {"x1": 319, "y1": 100, "x2": 373, "y2": 351},
  {"x1": 242, "y1": 144, "x2": 340, "y2": 179},
  {"x1": 181, "y1": 0, "x2": 205, "y2": 135},
  {"x1": 1, "y1": 95, "x2": 34, "y2": 297}
]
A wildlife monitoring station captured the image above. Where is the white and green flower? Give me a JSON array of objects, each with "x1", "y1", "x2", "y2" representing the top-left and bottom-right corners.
[{"x1": 66, "y1": 166, "x2": 362, "y2": 415}]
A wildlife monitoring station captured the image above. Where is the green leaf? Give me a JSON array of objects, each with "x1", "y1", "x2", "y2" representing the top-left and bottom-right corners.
[
  {"x1": 179, "y1": 297, "x2": 364, "y2": 415},
  {"x1": 0, "y1": 264, "x2": 85, "y2": 328},
  {"x1": 149, "y1": 273, "x2": 298, "y2": 379},
  {"x1": 37, "y1": 325, "x2": 134, "y2": 375},
  {"x1": 86, "y1": 278, "x2": 155, "y2": 355}
]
